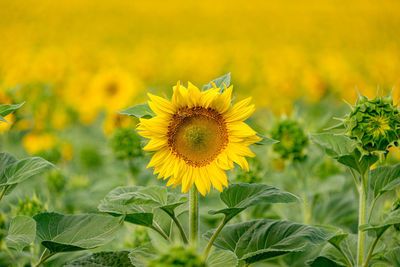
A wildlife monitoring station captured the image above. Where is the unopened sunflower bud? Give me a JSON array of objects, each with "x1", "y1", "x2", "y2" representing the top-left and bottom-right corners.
[
  {"x1": 344, "y1": 94, "x2": 400, "y2": 154},
  {"x1": 110, "y1": 127, "x2": 143, "y2": 160},
  {"x1": 15, "y1": 196, "x2": 45, "y2": 217}
]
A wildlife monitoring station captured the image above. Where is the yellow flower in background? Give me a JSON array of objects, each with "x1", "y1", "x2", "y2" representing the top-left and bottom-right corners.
[
  {"x1": 137, "y1": 82, "x2": 261, "y2": 195},
  {"x1": 89, "y1": 69, "x2": 142, "y2": 112},
  {"x1": 22, "y1": 132, "x2": 57, "y2": 154},
  {"x1": 0, "y1": 114, "x2": 14, "y2": 133}
]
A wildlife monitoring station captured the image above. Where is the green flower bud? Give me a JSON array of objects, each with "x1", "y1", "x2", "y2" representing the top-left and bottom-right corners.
[
  {"x1": 14, "y1": 195, "x2": 46, "y2": 217},
  {"x1": 46, "y1": 170, "x2": 66, "y2": 193},
  {"x1": 344, "y1": 94, "x2": 400, "y2": 153},
  {"x1": 148, "y1": 246, "x2": 207, "y2": 267},
  {"x1": 271, "y1": 119, "x2": 308, "y2": 161},
  {"x1": 110, "y1": 127, "x2": 143, "y2": 160},
  {"x1": 124, "y1": 226, "x2": 150, "y2": 248},
  {"x1": 80, "y1": 146, "x2": 103, "y2": 168}
]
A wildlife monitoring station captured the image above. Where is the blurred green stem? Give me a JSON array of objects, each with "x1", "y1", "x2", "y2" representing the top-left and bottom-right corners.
[
  {"x1": 203, "y1": 215, "x2": 227, "y2": 259},
  {"x1": 189, "y1": 186, "x2": 199, "y2": 246},
  {"x1": 0, "y1": 185, "x2": 7, "y2": 202},
  {"x1": 357, "y1": 171, "x2": 368, "y2": 266}
]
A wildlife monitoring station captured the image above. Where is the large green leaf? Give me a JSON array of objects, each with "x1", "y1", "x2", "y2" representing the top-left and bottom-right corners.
[
  {"x1": 0, "y1": 152, "x2": 17, "y2": 172},
  {"x1": 0, "y1": 157, "x2": 54, "y2": 186},
  {"x1": 65, "y1": 251, "x2": 134, "y2": 267},
  {"x1": 206, "y1": 249, "x2": 238, "y2": 267},
  {"x1": 202, "y1": 73, "x2": 231, "y2": 92},
  {"x1": 0, "y1": 103, "x2": 24, "y2": 123},
  {"x1": 118, "y1": 103, "x2": 155, "y2": 119},
  {"x1": 5, "y1": 215, "x2": 36, "y2": 251},
  {"x1": 308, "y1": 256, "x2": 345, "y2": 267},
  {"x1": 203, "y1": 219, "x2": 333, "y2": 264},
  {"x1": 383, "y1": 247, "x2": 400, "y2": 267},
  {"x1": 370, "y1": 164, "x2": 400, "y2": 200},
  {"x1": 209, "y1": 183, "x2": 300, "y2": 222},
  {"x1": 33, "y1": 212, "x2": 123, "y2": 253},
  {"x1": 98, "y1": 186, "x2": 187, "y2": 226}
]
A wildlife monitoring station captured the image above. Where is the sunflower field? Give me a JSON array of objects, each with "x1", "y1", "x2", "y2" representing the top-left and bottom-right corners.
[{"x1": 1, "y1": 0, "x2": 400, "y2": 266}]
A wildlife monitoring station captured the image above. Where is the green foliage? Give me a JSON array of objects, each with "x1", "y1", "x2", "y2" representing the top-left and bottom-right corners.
[
  {"x1": 147, "y1": 246, "x2": 206, "y2": 267},
  {"x1": 5, "y1": 215, "x2": 36, "y2": 251},
  {"x1": 209, "y1": 183, "x2": 300, "y2": 222},
  {"x1": 271, "y1": 119, "x2": 308, "y2": 160},
  {"x1": 14, "y1": 196, "x2": 45, "y2": 217},
  {"x1": 206, "y1": 250, "x2": 238, "y2": 267},
  {"x1": 343, "y1": 94, "x2": 400, "y2": 153},
  {"x1": 33, "y1": 212, "x2": 123, "y2": 253},
  {"x1": 0, "y1": 103, "x2": 24, "y2": 123},
  {"x1": 204, "y1": 219, "x2": 334, "y2": 264},
  {"x1": 255, "y1": 133, "x2": 279, "y2": 146},
  {"x1": 370, "y1": 163, "x2": 400, "y2": 200},
  {"x1": 110, "y1": 127, "x2": 143, "y2": 160},
  {"x1": 65, "y1": 251, "x2": 134, "y2": 267},
  {"x1": 118, "y1": 103, "x2": 155, "y2": 119}
]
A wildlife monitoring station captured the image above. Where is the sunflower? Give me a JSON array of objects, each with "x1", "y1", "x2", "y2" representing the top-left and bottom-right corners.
[{"x1": 137, "y1": 82, "x2": 261, "y2": 195}]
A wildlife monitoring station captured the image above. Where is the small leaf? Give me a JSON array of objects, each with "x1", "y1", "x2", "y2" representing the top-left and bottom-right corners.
[
  {"x1": 0, "y1": 103, "x2": 24, "y2": 123},
  {"x1": 370, "y1": 163, "x2": 400, "y2": 201},
  {"x1": 360, "y1": 209, "x2": 400, "y2": 234},
  {"x1": 203, "y1": 219, "x2": 333, "y2": 264},
  {"x1": 0, "y1": 157, "x2": 54, "y2": 186},
  {"x1": 383, "y1": 247, "x2": 400, "y2": 266},
  {"x1": 209, "y1": 183, "x2": 300, "y2": 222},
  {"x1": 118, "y1": 103, "x2": 155, "y2": 119},
  {"x1": 33, "y1": 212, "x2": 123, "y2": 253},
  {"x1": 0, "y1": 152, "x2": 17, "y2": 172},
  {"x1": 98, "y1": 186, "x2": 187, "y2": 226},
  {"x1": 65, "y1": 250, "x2": 134, "y2": 267},
  {"x1": 202, "y1": 73, "x2": 231, "y2": 92},
  {"x1": 206, "y1": 249, "x2": 238, "y2": 267},
  {"x1": 255, "y1": 134, "x2": 279, "y2": 146},
  {"x1": 6, "y1": 216, "x2": 36, "y2": 251},
  {"x1": 309, "y1": 133, "x2": 356, "y2": 158}
]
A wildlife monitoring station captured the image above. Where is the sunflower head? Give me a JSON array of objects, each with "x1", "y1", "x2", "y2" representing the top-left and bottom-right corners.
[
  {"x1": 344, "y1": 93, "x2": 400, "y2": 153},
  {"x1": 136, "y1": 79, "x2": 261, "y2": 195},
  {"x1": 271, "y1": 118, "x2": 308, "y2": 161},
  {"x1": 148, "y1": 246, "x2": 207, "y2": 267}
]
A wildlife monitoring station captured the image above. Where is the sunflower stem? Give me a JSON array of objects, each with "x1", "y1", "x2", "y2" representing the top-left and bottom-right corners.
[
  {"x1": 189, "y1": 186, "x2": 199, "y2": 247},
  {"x1": 357, "y1": 171, "x2": 368, "y2": 267}
]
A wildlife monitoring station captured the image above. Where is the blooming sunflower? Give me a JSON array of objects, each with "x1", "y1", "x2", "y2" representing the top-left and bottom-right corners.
[{"x1": 137, "y1": 82, "x2": 261, "y2": 195}]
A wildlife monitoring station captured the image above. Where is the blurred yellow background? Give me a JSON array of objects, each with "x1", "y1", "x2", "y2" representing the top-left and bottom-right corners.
[{"x1": 1, "y1": 0, "x2": 400, "y2": 138}]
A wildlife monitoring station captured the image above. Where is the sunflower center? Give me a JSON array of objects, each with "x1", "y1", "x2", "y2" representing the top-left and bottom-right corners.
[
  {"x1": 106, "y1": 82, "x2": 119, "y2": 96},
  {"x1": 168, "y1": 107, "x2": 228, "y2": 167}
]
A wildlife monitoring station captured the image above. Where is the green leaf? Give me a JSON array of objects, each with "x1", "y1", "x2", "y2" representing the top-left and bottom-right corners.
[
  {"x1": 33, "y1": 212, "x2": 123, "y2": 253},
  {"x1": 255, "y1": 134, "x2": 279, "y2": 146},
  {"x1": 383, "y1": 247, "x2": 400, "y2": 266},
  {"x1": 310, "y1": 133, "x2": 378, "y2": 174},
  {"x1": 360, "y1": 209, "x2": 400, "y2": 234},
  {"x1": 309, "y1": 133, "x2": 357, "y2": 157},
  {"x1": 202, "y1": 73, "x2": 231, "y2": 92},
  {"x1": 206, "y1": 249, "x2": 238, "y2": 267},
  {"x1": 0, "y1": 157, "x2": 54, "y2": 186},
  {"x1": 203, "y1": 219, "x2": 333, "y2": 264},
  {"x1": 98, "y1": 186, "x2": 187, "y2": 226},
  {"x1": 65, "y1": 250, "x2": 134, "y2": 267},
  {"x1": 0, "y1": 103, "x2": 24, "y2": 123},
  {"x1": 5, "y1": 216, "x2": 36, "y2": 251},
  {"x1": 209, "y1": 183, "x2": 300, "y2": 222},
  {"x1": 118, "y1": 103, "x2": 155, "y2": 119},
  {"x1": 308, "y1": 256, "x2": 345, "y2": 267},
  {"x1": 370, "y1": 163, "x2": 400, "y2": 200},
  {"x1": 0, "y1": 152, "x2": 17, "y2": 172},
  {"x1": 128, "y1": 243, "x2": 157, "y2": 267}
]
